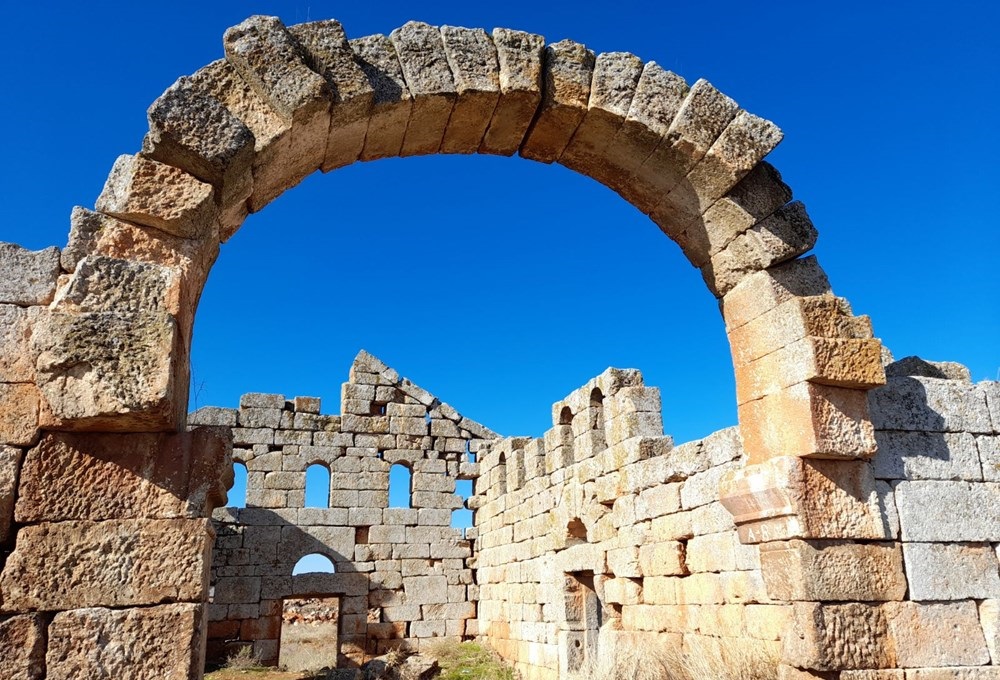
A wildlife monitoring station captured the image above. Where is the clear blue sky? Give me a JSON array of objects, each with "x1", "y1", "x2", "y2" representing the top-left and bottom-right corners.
[{"x1": 1, "y1": 1, "x2": 996, "y2": 446}]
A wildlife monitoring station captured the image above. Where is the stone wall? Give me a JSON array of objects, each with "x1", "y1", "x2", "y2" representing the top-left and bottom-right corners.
[{"x1": 193, "y1": 351, "x2": 490, "y2": 667}]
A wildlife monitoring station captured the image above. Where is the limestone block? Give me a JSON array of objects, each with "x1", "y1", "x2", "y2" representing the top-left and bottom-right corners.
[
  {"x1": 719, "y1": 457, "x2": 889, "y2": 544},
  {"x1": 241, "y1": 392, "x2": 285, "y2": 409},
  {"x1": 0, "y1": 383, "x2": 39, "y2": 446},
  {"x1": 607, "y1": 546, "x2": 641, "y2": 578},
  {"x1": 705, "y1": 201, "x2": 819, "y2": 297},
  {"x1": 223, "y1": 15, "x2": 331, "y2": 202},
  {"x1": 96, "y1": 154, "x2": 217, "y2": 239},
  {"x1": 873, "y1": 431, "x2": 982, "y2": 481},
  {"x1": 979, "y1": 435, "x2": 1000, "y2": 481},
  {"x1": 680, "y1": 463, "x2": 734, "y2": 510},
  {"x1": 783, "y1": 602, "x2": 892, "y2": 671},
  {"x1": 288, "y1": 19, "x2": 374, "y2": 171},
  {"x1": 16, "y1": 428, "x2": 230, "y2": 522},
  {"x1": 0, "y1": 243, "x2": 60, "y2": 306},
  {"x1": 439, "y1": 26, "x2": 500, "y2": 154},
  {"x1": 403, "y1": 575, "x2": 448, "y2": 604},
  {"x1": 520, "y1": 39, "x2": 595, "y2": 163},
  {"x1": 894, "y1": 481, "x2": 1000, "y2": 541},
  {"x1": 902, "y1": 542, "x2": 1000, "y2": 600},
  {"x1": 0, "y1": 613, "x2": 45, "y2": 679},
  {"x1": 886, "y1": 601, "x2": 990, "y2": 668},
  {"x1": 141, "y1": 75, "x2": 254, "y2": 214},
  {"x1": 730, "y1": 295, "x2": 871, "y2": 368},
  {"x1": 885, "y1": 356, "x2": 974, "y2": 382},
  {"x1": 389, "y1": 22, "x2": 456, "y2": 156},
  {"x1": 685, "y1": 531, "x2": 739, "y2": 573},
  {"x1": 602, "y1": 62, "x2": 689, "y2": 210},
  {"x1": 607, "y1": 411, "x2": 663, "y2": 445},
  {"x1": 722, "y1": 255, "x2": 832, "y2": 333},
  {"x1": 982, "y1": 599, "x2": 1000, "y2": 665},
  {"x1": 759, "y1": 540, "x2": 906, "y2": 601},
  {"x1": 869, "y1": 376, "x2": 993, "y2": 434},
  {"x1": 738, "y1": 381, "x2": 877, "y2": 463},
  {"x1": 904, "y1": 669, "x2": 1000, "y2": 679},
  {"x1": 0, "y1": 305, "x2": 35, "y2": 383},
  {"x1": 479, "y1": 28, "x2": 544, "y2": 155},
  {"x1": 45, "y1": 604, "x2": 205, "y2": 680},
  {"x1": 675, "y1": 110, "x2": 783, "y2": 219},
  {"x1": 0, "y1": 519, "x2": 211, "y2": 610},
  {"x1": 188, "y1": 406, "x2": 238, "y2": 426},
  {"x1": 638, "y1": 541, "x2": 687, "y2": 577},
  {"x1": 678, "y1": 161, "x2": 793, "y2": 267},
  {"x1": 736, "y1": 336, "x2": 885, "y2": 404},
  {"x1": 559, "y1": 51, "x2": 644, "y2": 184},
  {"x1": 33, "y1": 257, "x2": 183, "y2": 431},
  {"x1": 238, "y1": 407, "x2": 282, "y2": 429}
]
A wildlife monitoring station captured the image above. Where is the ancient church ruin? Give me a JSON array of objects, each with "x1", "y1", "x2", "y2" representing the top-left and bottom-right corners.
[{"x1": 0, "y1": 13, "x2": 997, "y2": 680}]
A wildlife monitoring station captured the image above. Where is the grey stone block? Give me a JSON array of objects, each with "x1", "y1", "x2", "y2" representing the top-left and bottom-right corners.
[
  {"x1": 0, "y1": 243, "x2": 60, "y2": 306},
  {"x1": 873, "y1": 430, "x2": 982, "y2": 481},
  {"x1": 895, "y1": 480, "x2": 1000, "y2": 541},
  {"x1": 188, "y1": 406, "x2": 238, "y2": 427},
  {"x1": 869, "y1": 376, "x2": 992, "y2": 433},
  {"x1": 902, "y1": 542, "x2": 1000, "y2": 600}
]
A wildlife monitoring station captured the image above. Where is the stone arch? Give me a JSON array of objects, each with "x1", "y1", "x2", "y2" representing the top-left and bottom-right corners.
[{"x1": 0, "y1": 14, "x2": 902, "y2": 680}]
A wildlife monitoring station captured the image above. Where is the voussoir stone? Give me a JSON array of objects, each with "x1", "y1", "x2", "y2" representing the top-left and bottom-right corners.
[
  {"x1": 520, "y1": 39, "x2": 595, "y2": 163},
  {"x1": 289, "y1": 19, "x2": 374, "y2": 171},
  {"x1": 0, "y1": 243, "x2": 61, "y2": 306},
  {"x1": 45, "y1": 604, "x2": 206, "y2": 680},
  {"x1": 351, "y1": 34, "x2": 413, "y2": 160},
  {"x1": 480, "y1": 28, "x2": 544, "y2": 155},
  {"x1": 0, "y1": 519, "x2": 212, "y2": 610},
  {"x1": 141, "y1": 75, "x2": 255, "y2": 213},
  {"x1": 440, "y1": 25, "x2": 500, "y2": 154},
  {"x1": 390, "y1": 21, "x2": 457, "y2": 156},
  {"x1": 96, "y1": 154, "x2": 218, "y2": 239}
]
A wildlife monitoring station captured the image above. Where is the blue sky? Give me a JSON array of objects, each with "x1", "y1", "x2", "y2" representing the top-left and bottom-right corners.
[{"x1": 1, "y1": 1, "x2": 996, "y2": 449}]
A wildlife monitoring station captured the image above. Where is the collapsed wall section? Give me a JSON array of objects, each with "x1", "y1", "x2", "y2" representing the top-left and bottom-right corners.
[{"x1": 192, "y1": 351, "x2": 493, "y2": 667}]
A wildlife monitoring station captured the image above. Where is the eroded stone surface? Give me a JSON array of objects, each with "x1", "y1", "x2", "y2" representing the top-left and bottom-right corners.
[
  {"x1": 0, "y1": 244, "x2": 60, "y2": 307},
  {"x1": 390, "y1": 21, "x2": 456, "y2": 156},
  {"x1": 0, "y1": 614, "x2": 46, "y2": 680},
  {"x1": 480, "y1": 28, "x2": 543, "y2": 155},
  {"x1": 46, "y1": 604, "x2": 205, "y2": 680},
  {"x1": 440, "y1": 25, "x2": 500, "y2": 154}
]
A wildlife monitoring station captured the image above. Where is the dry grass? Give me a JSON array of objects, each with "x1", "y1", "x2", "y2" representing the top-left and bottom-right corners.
[
  {"x1": 423, "y1": 639, "x2": 517, "y2": 680},
  {"x1": 224, "y1": 644, "x2": 266, "y2": 672},
  {"x1": 568, "y1": 637, "x2": 778, "y2": 680}
]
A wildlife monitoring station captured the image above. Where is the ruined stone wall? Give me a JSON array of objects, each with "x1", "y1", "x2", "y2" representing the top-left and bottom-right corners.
[
  {"x1": 194, "y1": 351, "x2": 489, "y2": 668},
  {"x1": 474, "y1": 368, "x2": 785, "y2": 678}
]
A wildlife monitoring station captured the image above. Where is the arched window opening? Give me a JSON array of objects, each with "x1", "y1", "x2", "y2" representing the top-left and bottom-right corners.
[
  {"x1": 559, "y1": 406, "x2": 573, "y2": 426},
  {"x1": 388, "y1": 463, "x2": 412, "y2": 508},
  {"x1": 589, "y1": 388, "x2": 604, "y2": 430},
  {"x1": 452, "y1": 479, "x2": 474, "y2": 536},
  {"x1": 229, "y1": 462, "x2": 248, "y2": 508},
  {"x1": 292, "y1": 553, "x2": 336, "y2": 575},
  {"x1": 496, "y1": 453, "x2": 507, "y2": 495},
  {"x1": 304, "y1": 464, "x2": 331, "y2": 508}
]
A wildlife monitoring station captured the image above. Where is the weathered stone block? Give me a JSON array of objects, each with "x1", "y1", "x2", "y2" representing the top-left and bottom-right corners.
[
  {"x1": 480, "y1": 28, "x2": 543, "y2": 155},
  {"x1": 0, "y1": 305, "x2": 36, "y2": 383},
  {"x1": 720, "y1": 457, "x2": 889, "y2": 544},
  {"x1": 760, "y1": 540, "x2": 906, "y2": 601},
  {"x1": 96, "y1": 154, "x2": 217, "y2": 239},
  {"x1": 704, "y1": 200, "x2": 818, "y2": 296},
  {"x1": 520, "y1": 39, "x2": 595, "y2": 163},
  {"x1": 288, "y1": 19, "x2": 374, "y2": 171},
  {"x1": 873, "y1": 430, "x2": 982, "y2": 481},
  {"x1": 722, "y1": 255, "x2": 832, "y2": 333},
  {"x1": 783, "y1": 602, "x2": 891, "y2": 671},
  {"x1": 440, "y1": 25, "x2": 500, "y2": 154},
  {"x1": 141, "y1": 76, "x2": 255, "y2": 213},
  {"x1": 886, "y1": 601, "x2": 990, "y2": 668},
  {"x1": 403, "y1": 575, "x2": 448, "y2": 604},
  {"x1": 869, "y1": 376, "x2": 993, "y2": 434},
  {"x1": 0, "y1": 614, "x2": 46, "y2": 680},
  {"x1": 16, "y1": 428, "x2": 230, "y2": 522},
  {"x1": 0, "y1": 519, "x2": 211, "y2": 610},
  {"x1": 894, "y1": 480, "x2": 1000, "y2": 541},
  {"x1": 902, "y1": 542, "x2": 1000, "y2": 600},
  {"x1": 738, "y1": 381, "x2": 877, "y2": 463},
  {"x1": 0, "y1": 243, "x2": 60, "y2": 306},
  {"x1": 0, "y1": 446, "x2": 23, "y2": 543},
  {"x1": 46, "y1": 604, "x2": 205, "y2": 680},
  {"x1": 0, "y1": 383, "x2": 39, "y2": 446},
  {"x1": 389, "y1": 21, "x2": 456, "y2": 156},
  {"x1": 224, "y1": 15, "x2": 331, "y2": 204},
  {"x1": 982, "y1": 599, "x2": 1000, "y2": 665}
]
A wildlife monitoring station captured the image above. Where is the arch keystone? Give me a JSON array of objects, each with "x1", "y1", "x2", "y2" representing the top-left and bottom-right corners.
[
  {"x1": 480, "y1": 28, "x2": 544, "y2": 155},
  {"x1": 390, "y1": 21, "x2": 458, "y2": 156},
  {"x1": 440, "y1": 25, "x2": 501, "y2": 154}
]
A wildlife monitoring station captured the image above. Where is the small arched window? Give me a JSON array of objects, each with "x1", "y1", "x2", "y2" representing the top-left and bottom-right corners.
[
  {"x1": 589, "y1": 388, "x2": 604, "y2": 430},
  {"x1": 559, "y1": 406, "x2": 573, "y2": 426},
  {"x1": 304, "y1": 464, "x2": 331, "y2": 508},
  {"x1": 496, "y1": 453, "x2": 507, "y2": 495},
  {"x1": 229, "y1": 462, "x2": 248, "y2": 508},
  {"x1": 388, "y1": 463, "x2": 412, "y2": 508},
  {"x1": 292, "y1": 553, "x2": 336, "y2": 575}
]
